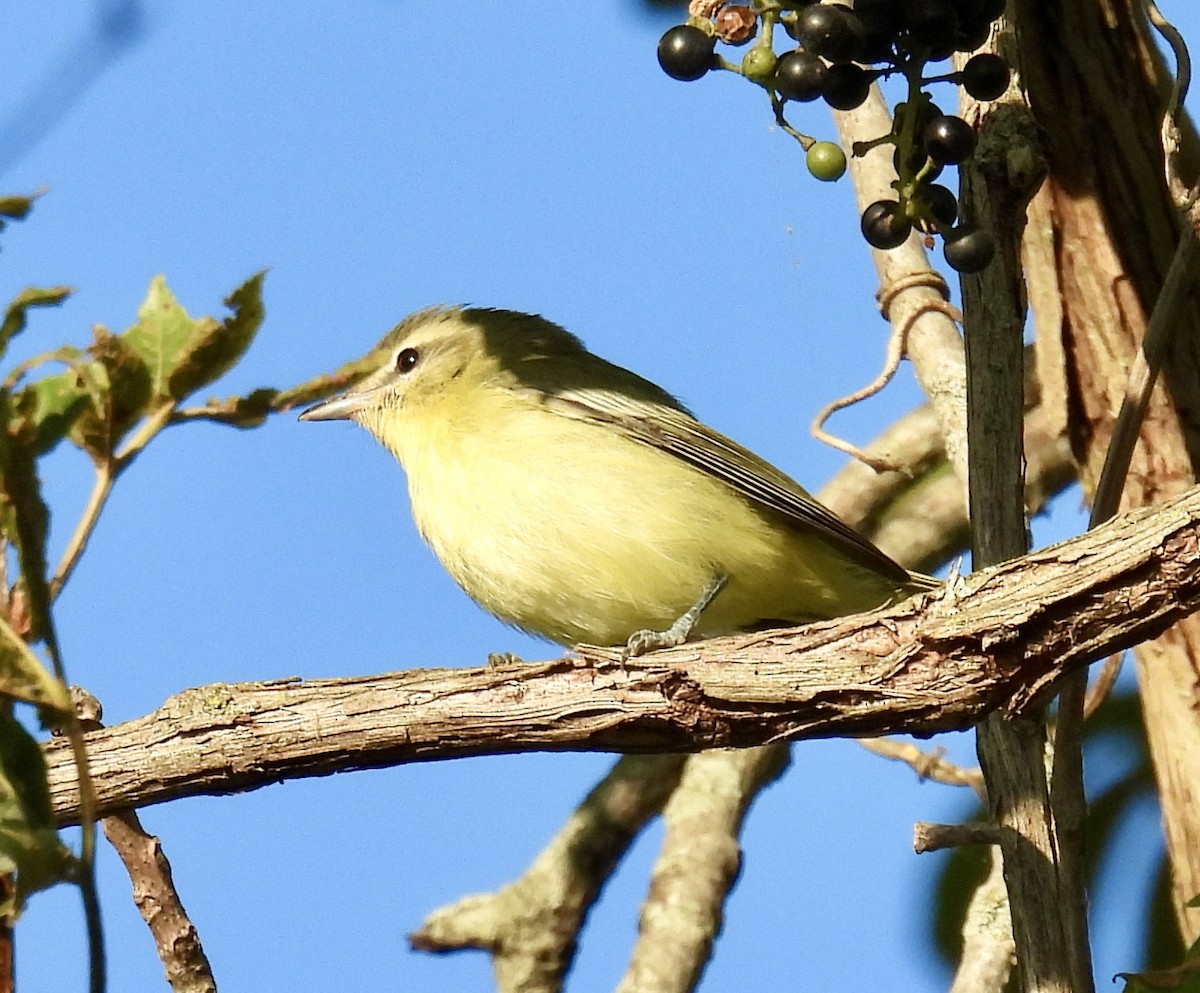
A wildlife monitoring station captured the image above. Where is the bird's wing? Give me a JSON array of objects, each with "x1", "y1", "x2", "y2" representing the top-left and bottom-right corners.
[{"x1": 541, "y1": 385, "x2": 918, "y2": 586}]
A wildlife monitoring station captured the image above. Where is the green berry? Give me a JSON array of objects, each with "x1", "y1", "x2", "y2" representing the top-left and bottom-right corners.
[
  {"x1": 807, "y1": 141, "x2": 847, "y2": 181},
  {"x1": 741, "y1": 45, "x2": 778, "y2": 85}
]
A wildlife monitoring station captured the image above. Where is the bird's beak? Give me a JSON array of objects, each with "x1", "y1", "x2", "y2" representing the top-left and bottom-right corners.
[{"x1": 298, "y1": 391, "x2": 372, "y2": 422}]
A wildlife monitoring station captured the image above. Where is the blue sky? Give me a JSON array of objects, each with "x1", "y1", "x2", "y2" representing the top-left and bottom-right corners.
[{"x1": 3, "y1": 2, "x2": 1195, "y2": 990}]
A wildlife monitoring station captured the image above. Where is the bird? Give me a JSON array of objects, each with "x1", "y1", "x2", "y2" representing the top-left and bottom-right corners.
[{"x1": 301, "y1": 306, "x2": 936, "y2": 653}]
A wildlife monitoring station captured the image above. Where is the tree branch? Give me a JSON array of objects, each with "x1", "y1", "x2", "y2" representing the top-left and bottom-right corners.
[
  {"x1": 615, "y1": 747, "x2": 787, "y2": 993},
  {"x1": 834, "y1": 88, "x2": 970, "y2": 488},
  {"x1": 45, "y1": 483, "x2": 1200, "y2": 825},
  {"x1": 410, "y1": 754, "x2": 689, "y2": 992}
]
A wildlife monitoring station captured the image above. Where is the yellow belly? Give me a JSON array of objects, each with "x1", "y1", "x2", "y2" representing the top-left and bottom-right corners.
[{"x1": 394, "y1": 399, "x2": 904, "y2": 647}]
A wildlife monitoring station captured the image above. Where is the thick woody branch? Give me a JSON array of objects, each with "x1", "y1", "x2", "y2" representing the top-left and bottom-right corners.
[{"x1": 44, "y1": 483, "x2": 1200, "y2": 826}]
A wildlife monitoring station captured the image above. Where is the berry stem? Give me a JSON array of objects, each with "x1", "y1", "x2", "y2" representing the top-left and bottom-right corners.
[{"x1": 770, "y1": 93, "x2": 815, "y2": 150}]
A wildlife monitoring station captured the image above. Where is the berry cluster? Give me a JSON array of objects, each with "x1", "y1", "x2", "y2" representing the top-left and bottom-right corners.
[{"x1": 656, "y1": 0, "x2": 1011, "y2": 273}]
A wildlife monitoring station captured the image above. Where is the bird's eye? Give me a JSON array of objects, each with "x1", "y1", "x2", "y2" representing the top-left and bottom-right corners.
[{"x1": 395, "y1": 347, "x2": 419, "y2": 374}]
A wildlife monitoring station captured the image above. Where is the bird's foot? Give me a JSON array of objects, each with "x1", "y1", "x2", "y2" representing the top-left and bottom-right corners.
[{"x1": 620, "y1": 574, "x2": 729, "y2": 660}]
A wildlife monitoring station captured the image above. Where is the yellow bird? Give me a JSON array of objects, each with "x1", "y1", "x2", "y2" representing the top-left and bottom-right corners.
[{"x1": 301, "y1": 306, "x2": 935, "y2": 652}]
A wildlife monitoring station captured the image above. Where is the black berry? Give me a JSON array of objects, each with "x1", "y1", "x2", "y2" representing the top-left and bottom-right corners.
[
  {"x1": 657, "y1": 25, "x2": 716, "y2": 82},
  {"x1": 856, "y1": 4, "x2": 901, "y2": 64},
  {"x1": 856, "y1": 0, "x2": 903, "y2": 38},
  {"x1": 961, "y1": 53, "x2": 1009, "y2": 100},
  {"x1": 822, "y1": 63, "x2": 872, "y2": 111},
  {"x1": 944, "y1": 223, "x2": 995, "y2": 271},
  {"x1": 964, "y1": 0, "x2": 1007, "y2": 24},
  {"x1": 954, "y1": 17, "x2": 992, "y2": 52},
  {"x1": 861, "y1": 200, "x2": 912, "y2": 249},
  {"x1": 775, "y1": 51, "x2": 826, "y2": 102},
  {"x1": 795, "y1": 3, "x2": 863, "y2": 63},
  {"x1": 902, "y1": 0, "x2": 958, "y2": 51},
  {"x1": 923, "y1": 114, "x2": 977, "y2": 163},
  {"x1": 923, "y1": 183, "x2": 959, "y2": 226}
]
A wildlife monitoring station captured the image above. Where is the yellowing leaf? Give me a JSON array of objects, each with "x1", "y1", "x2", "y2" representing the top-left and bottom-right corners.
[
  {"x1": 0, "y1": 191, "x2": 42, "y2": 222},
  {"x1": 11, "y1": 368, "x2": 91, "y2": 456},
  {"x1": 0, "y1": 397, "x2": 54, "y2": 647},
  {"x1": 0, "y1": 713, "x2": 72, "y2": 922},
  {"x1": 0, "y1": 615, "x2": 69, "y2": 715},
  {"x1": 166, "y1": 271, "x2": 266, "y2": 400},
  {"x1": 1120, "y1": 953, "x2": 1200, "y2": 992}
]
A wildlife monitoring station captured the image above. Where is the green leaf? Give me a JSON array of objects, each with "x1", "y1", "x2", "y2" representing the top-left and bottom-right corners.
[
  {"x1": 0, "y1": 712, "x2": 73, "y2": 922},
  {"x1": 121, "y1": 272, "x2": 266, "y2": 403},
  {"x1": 59, "y1": 360, "x2": 115, "y2": 463},
  {"x1": 121, "y1": 276, "x2": 207, "y2": 400},
  {"x1": 0, "y1": 286, "x2": 73, "y2": 360},
  {"x1": 0, "y1": 712, "x2": 53, "y2": 831}
]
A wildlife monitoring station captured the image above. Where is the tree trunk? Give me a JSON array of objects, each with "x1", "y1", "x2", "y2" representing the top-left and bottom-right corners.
[{"x1": 1015, "y1": 0, "x2": 1200, "y2": 942}]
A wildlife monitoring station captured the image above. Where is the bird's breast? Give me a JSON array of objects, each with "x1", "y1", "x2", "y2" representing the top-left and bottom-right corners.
[
  {"x1": 393, "y1": 400, "x2": 747, "y2": 644},
  {"x1": 389, "y1": 397, "x2": 906, "y2": 646}
]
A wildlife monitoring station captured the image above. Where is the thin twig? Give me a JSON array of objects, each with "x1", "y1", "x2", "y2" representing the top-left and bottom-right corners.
[
  {"x1": 1088, "y1": 223, "x2": 1200, "y2": 525},
  {"x1": 1144, "y1": 0, "x2": 1193, "y2": 204},
  {"x1": 913, "y1": 821, "x2": 1001, "y2": 853},
  {"x1": 50, "y1": 461, "x2": 114, "y2": 599},
  {"x1": 1082, "y1": 654, "x2": 1126, "y2": 719},
  {"x1": 59, "y1": 688, "x2": 104, "y2": 993},
  {"x1": 116, "y1": 401, "x2": 178, "y2": 467},
  {"x1": 1090, "y1": 2, "x2": 1200, "y2": 527},
  {"x1": 858, "y1": 738, "x2": 984, "y2": 797}
]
